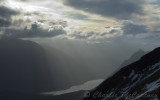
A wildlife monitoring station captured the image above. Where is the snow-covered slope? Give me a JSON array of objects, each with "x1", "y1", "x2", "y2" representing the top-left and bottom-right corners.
[{"x1": 83, "y1": 47, "x2": 160, "y2": 100}]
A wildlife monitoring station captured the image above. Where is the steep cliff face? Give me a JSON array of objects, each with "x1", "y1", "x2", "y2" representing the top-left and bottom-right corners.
[
  {"x1": 0, "y1": 38, "x2": 54, "y2": 93},
  {"x1": 83, "y1": 47, "x2": 160, "y2": 100}
]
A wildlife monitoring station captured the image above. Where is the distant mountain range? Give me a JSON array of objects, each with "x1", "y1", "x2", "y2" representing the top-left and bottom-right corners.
[
  {"x1": 83, "y1": 47, "x2": 160, "y2": 100},
  {"x1": 0, "y1": 38, "x2": 155, "y2": 100}
]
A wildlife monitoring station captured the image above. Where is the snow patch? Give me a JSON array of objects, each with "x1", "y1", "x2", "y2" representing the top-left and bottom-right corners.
[
  {"x1": 131, "y1": 74, "x2": 138, "y2": 81},
  {"x1": 149, "y1": 62, "x2": 160, "y2": 70},
  {"x1": 133, "y1": 78, "x2": 160, "y2": 100},
  {"x1": 129, "y1": 70, "x2": 135, "y2": 78},
  {"x1": 143, "y1": 62, "x2": 160, "y2": 81}
]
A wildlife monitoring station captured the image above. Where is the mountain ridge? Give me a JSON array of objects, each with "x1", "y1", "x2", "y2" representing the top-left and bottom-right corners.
[
  {"x1": 83, "y1": 47, "x2": 160, "y2": 100},
  {"x1": 120, "y1": 49, "x2": 146, "y2": 68},
  {"x1": 0, "y1": 38, "x2": 55, "y2": 93}
]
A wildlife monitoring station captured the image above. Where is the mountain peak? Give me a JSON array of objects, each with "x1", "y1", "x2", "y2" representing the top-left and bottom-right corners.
[
  {"x1": 120, "y1": 49, "x2": 146, "y2": 68},
  {"x1": 83, "y1": 47, "x2": 160, "y2": 100}
]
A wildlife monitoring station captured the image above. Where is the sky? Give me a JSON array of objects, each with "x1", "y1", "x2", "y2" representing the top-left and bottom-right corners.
[{"x1": 0, "y1": 0, "x2": 160, "y2": 45}]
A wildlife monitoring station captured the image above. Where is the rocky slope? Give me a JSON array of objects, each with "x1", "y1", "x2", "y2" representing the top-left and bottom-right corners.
[{"x1": 83, "y1": 47, "x2": 160, "y2": 100}]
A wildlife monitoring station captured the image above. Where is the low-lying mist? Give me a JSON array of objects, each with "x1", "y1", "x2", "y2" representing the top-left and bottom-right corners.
[{"x1": 27, "y1": 38, "x2": 156, "y2": 91}]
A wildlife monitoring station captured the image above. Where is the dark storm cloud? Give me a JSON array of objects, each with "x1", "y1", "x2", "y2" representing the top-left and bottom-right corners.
[
  {"x1": 0, "y1": 6, "x2": 19, "y2": 19},
  {"x1": 2, "y1": 23, "x2": 66, "y2": 38},
  {"x1": 0, "y1": 5, "x2": 19, "y2": 27},
  {"x1": 0, "y1": 3, "x2": 67, "y2": 38},
  {"x1": 63, "y1": 0, "x2": 146, "y2": 19},
  {"x1": 0, "y1": 19, "x2": 10, "y2": 27},
  {"x1": 122, "y1": 23, "x2": 149, "y2": 34}
]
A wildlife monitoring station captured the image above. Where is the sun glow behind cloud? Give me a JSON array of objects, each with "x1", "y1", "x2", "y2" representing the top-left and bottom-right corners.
[
  {"x1": 6, "y1": 0, "x2": 119, "y2": 34},
  {"x1": 0, "y1": 0, "x2": 160, "y2": 44}
]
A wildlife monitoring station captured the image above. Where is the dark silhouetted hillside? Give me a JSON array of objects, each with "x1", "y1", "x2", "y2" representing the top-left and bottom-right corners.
[
  {"x1": 83, "y1": 47, "x2": 160, "y2": 100},
  {"x1": 0, "y1": 38, "x2": 55, "y2": 94}
]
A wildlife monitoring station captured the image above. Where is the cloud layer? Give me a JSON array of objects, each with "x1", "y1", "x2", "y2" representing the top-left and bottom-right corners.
[
  {"x1": 0, "y1": 0, "x2": 67, "y2": 38},
  {"x1": 0, "y1": 0, "x2": 160, "y2": 43},
  {"x1": 63, "y1": 0, "x2": 146, "y2": 19},
  {"x1": 122, "y1": 22, "x2": 149, "y2": 35},
  {"x1": 2, "y1": 22, "x2": 66, "y2": 38},
  {"x1": 0, "y1": 5, "x2": 19, "y2": 27}
]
